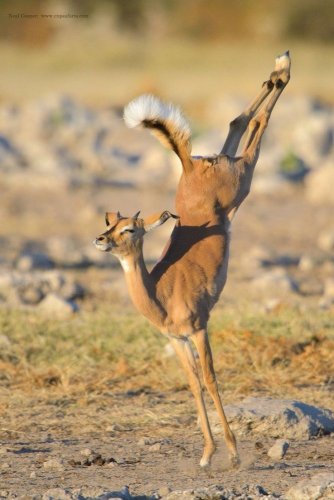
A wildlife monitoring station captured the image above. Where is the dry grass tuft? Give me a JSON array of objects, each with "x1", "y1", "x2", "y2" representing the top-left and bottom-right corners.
[{"x1": 1, "y1": 305, "x2": 333, "y2": 410}]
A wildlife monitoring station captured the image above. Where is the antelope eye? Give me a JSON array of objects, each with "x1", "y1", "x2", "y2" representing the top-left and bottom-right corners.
[{"x1": 121, "y1": 228, "x2": 135, "y2": 234}]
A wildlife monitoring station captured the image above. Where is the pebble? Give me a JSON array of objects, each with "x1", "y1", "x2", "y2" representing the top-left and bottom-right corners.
[
  {"x1": 106, "y1": 423, "x2": 123, "y2": 432},
  {"x1": 149, "y1": 442, "x2": 162, "y2": 452},
  {"x1": 286, "y1": 471, "x2": 334, "y2": 500},
  {"x1": 298, "y1": 255, "x2": 316, "y2": 272},
  {"x1": 80, "y1": 448, "x2": 94, "y2": 457},
  {"x1": 42, "y1": 488, "x2": 72, "y2": 500},
  {"x1": 267, "y1": 439, "x2": 290, "y2": 460},
  {"x1": 38, "y1": 293, "x2": 78, "y2": 318},
  {"x1": 252, "y1": 268, "x2": 297, "y2": 294},
  {"x1": 43, "y1": 458, "x2": 65, "y2": 471},
  {"x1": 16, "y1": 252, "x2": 55, "y2": 271},
  {"x1": 306, "y1": 163, "x2": 334, "y2": 205},
  {"x1": 138, "y1": 437, "x2": 152, "y2": 446},
  {"x1": 317, "y1": 229, "x2": 334, "y2": 252},
  {"x1": 158, "y1": 486, "x2": 172, "y2": 497},
  {"x1": 16, "y1": 282, "x2": 45, "y2": 305},
  {"x1": 324, "y1": 278, "x2": 334, "y2": 299}
]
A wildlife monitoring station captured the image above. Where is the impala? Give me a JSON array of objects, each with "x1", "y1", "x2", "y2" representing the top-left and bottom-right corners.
[{"x1": 94, "y1": 52, "x2": 291, "y2": 468}]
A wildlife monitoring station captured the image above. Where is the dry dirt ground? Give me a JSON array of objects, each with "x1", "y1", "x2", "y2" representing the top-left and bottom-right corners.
[
  {"x1": 2, "y1": 388, "x2": 334, "y2": 499},
  {"x1": 1, "y1": 184, "x2": 334, "y2": 498}
]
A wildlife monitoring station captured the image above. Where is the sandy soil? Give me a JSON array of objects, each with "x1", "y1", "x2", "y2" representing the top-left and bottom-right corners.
[{"x1": 1, "y1": 387, "x2": 334, "y2": 498}]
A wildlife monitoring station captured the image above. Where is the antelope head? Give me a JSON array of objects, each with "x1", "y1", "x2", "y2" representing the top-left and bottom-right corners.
[{"x1": 94, "y1": 210, "x2": 179, "y2": 258}]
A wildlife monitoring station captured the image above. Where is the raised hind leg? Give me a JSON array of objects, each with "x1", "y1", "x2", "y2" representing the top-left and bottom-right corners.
[
  {"x1": 221, "y1": 51, "x2": 291, "y2": 157},
  {"x1": 242, "y1": 51, "x2": 291, "y2": 165}
]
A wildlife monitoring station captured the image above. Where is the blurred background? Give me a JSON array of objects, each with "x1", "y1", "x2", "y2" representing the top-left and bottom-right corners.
[
  {"x1": 0, "y1": 0, "x2": 333, "y2": 316},
  {"x1": 0, "y1": 0, "x2": 333, "y2": 105}
]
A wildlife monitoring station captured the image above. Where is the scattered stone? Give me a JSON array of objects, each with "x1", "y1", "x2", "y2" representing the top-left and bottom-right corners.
[
  {"x1": 149, "y1": 442, "x2": 162, "y2": 452},
  {"x1": 306, "y1": 163, "x2": 334, "y2": 205},
  {"x1": 0, "y1": 335, "x2": 11, "y2": 348},
  {"x1": 38, "y1": 293, "x2": 78, "y2": 318},
  {"x1": 106, "y1": 423, "x2": 123, "y2": 432},
  {"x1": 285, "y1": 472, "x2": 334, "y2": 500},
  {"x1": 59, "y1": 281, "x2": 85, "y2": 301},
  {"x1": 158, "y1": 486, "x2": 172, "y2": 497},
  {"x1": 267, "y1": 439, "x2": 290, "y2": 460},
  {"x1": 16, "y1": 252, "x2": 55, "y2": 271},
  {"x1": 30, "y1": 470, "x2": 37, "y2": 479},
  {"x1": 263, "y1": 298, "x2": 284, "y2": 313},
  {"x1": 138, "y1": 437, "x2": 154, "y2": 446},
  {"x1": 243, "y1": 245, "x2": 273, "y2": 272},
  {"x1": 16, "y1": 282, "x2": 45, "y2": 305},
  {"x1": 69, "y1": 452, "x2": 116, "y2": 468},
  {"x1": 324, "y1": 278, "x2": 334, "y2": 299},
  {"x1": 299, "y1": 255, "x2": 316, "y2": 272},
  {"x1": 319, "y1": 278, "x2": 334, "y2": 309},
  {"x1": 317, "y1": 229, "x2": 334, "y2": 252},
  {"x1": 210, "y1": 397, "x2": 334, "y2": 439},
  {"x1": 162, "y1": 483, "x2": 272, "y2": 499},
  {"x1": 319, "y1": 297, "x2": 334, "y2": 310},
  {"x1": 80, "y1": 448, "x2": 94, "y2": 457},
  {"x1": 43, "y1": 458, "x2": 65, "y2": 471},
  {"x1": 1, "y1": 462, "x2": 10, "y2": 470},
  {"x1": 42, "y1": 487, "x2": 73, "y2": 500},
  {"x1": 252, "y1": 268, "x2": 297, "y2": 295}
]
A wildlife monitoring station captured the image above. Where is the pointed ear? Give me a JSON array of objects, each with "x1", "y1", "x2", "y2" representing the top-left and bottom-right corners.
[
  {"x1": 105, "y1": 211, "x2": 121, "y2": 227},
  {"x1": 144, "y1": 211, "x2": 179, "y2": 232}
]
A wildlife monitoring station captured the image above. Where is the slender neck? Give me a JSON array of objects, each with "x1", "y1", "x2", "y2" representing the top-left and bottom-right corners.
[{"x1": 119, "y1": 252, "x2": 165, "y2": 328}]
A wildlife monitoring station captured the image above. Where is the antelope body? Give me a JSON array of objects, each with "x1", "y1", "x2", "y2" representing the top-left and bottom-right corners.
[{"x1": 94, "y1": 52, "x2": 291, "y2": 468}]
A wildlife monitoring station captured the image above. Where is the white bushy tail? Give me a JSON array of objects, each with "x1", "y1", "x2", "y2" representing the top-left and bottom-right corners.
[{"x1": 124, "y1": 94, "x2": 193, "y2": 174}]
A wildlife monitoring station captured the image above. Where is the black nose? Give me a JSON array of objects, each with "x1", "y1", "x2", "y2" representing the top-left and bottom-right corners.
[{"x1": 97, "y1": 236, "x2": 106, "y2": 242}]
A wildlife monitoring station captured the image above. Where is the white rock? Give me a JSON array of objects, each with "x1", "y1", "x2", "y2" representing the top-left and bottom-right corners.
[
  {"x1": 38, "y1": 293, "x2": 77, "y2": 318},
  {"x1": 43, "y1": 271, "x2": 66, "y2": 292},
  {"x1": 16, "y1": 282, "x2": 44, "y2": 305},
  {"x1": 285, "y1": 472, "x2": 334, "y2": 500},
  {"x1": 16, "y1": 252, "x2": 54, "y2": 271},
  {"x1": 324, "y1": 278, "x2": 334, "y2": 299},
  {"x1": 267, "y1": 439, "x2": 289, "y2": 460},
  {"x1": 42, "y1": 487, "x2": 72, "y2": 499},
  {"x1": 251, "y1": 268, "x2": 297, "y2": 295},
  {"x1": 43, "y1": 458, "x2": 65, "y2": 471},
  {"x1": 0, "y1": 335, "x2": 11, "y2": 348},
  {"x1": 210, "y1": 397, "x2": 334, "y2": 439},
  {"x1": 299, "y1": 255, "x2": 316, "y2": 272},
  {"x1": 80, "y1": 448, "x2": 94, "y2": 457},
  {"x1": 306, "y1": 163, "x2": 334, "y2": 205},
  {"x1": 317, "y1": 230, "x2": 334, "y2": 252},
  {"x1": 149, "y1": 442, "x2": 162, "y2": 452}
]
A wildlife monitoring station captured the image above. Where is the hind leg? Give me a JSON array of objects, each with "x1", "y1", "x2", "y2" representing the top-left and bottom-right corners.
[{"x1": 221, "y1": 51, "x2": 291, "y2": 157}]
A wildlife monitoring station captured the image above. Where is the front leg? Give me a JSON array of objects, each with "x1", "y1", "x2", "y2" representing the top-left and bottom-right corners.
[{"x1": 169, "y1": 336, "x2": 216, "y2": 467}]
